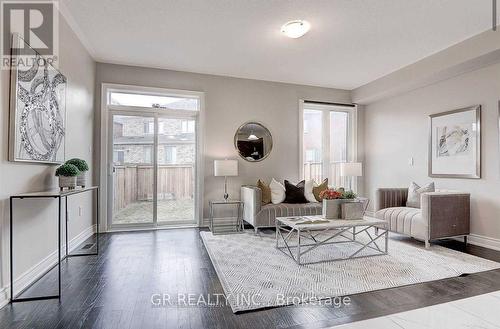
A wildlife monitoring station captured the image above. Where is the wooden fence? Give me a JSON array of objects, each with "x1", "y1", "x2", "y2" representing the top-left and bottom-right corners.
[{"x1": 113, "y1": 164, "x2": 194, "y2": 213}]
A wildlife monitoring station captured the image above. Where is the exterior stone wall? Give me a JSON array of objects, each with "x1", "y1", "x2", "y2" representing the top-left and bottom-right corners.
[
  {"x1": 114, "y1": 144, "x2": 194, "y2": 164},
  {"x1": 114, "y1": 116, "x2": 195, "y2": 164}
]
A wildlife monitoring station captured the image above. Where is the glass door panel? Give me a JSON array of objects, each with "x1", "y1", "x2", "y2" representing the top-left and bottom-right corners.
[
  {"x1": 302, "y1": 109, "x2": 323, "y2": 182},
  {"x1": 330, "y1": 111, "x2": 349, "y2": 188},
  {"x1": 157, "y1": 117, "x2": 196, "y2": 224},
  {"x1": 112, "y1": 115, "x2": 154, "y2": 225}
]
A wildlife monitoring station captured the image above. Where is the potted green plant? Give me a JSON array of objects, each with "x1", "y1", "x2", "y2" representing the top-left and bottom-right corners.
[
  {"x1": 66, "y1": 158, "x2": 89, "y2": 187},
  {"x1": 55, "y1": 164, "x2": 79, "y2": 190},
  {"x1": 340, "y1": 190, "x2": 357, "y2": 200},
  {"x1": 319, "y1": 188, "x2": 357, "y2": 219}
]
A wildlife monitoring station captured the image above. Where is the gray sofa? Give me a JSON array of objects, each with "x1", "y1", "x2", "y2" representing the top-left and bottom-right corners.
[
  {"x1": 241, "y1": 186, "x2": 322, "y2": 233},
  {"x1": 375, "y1": 188, "x2": 470, "y2": 248}
]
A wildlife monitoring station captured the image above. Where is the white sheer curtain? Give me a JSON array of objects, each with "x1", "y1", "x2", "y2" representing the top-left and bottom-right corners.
[{"x1": 329, "y1": 163, "x2": 349, "y2": 189}]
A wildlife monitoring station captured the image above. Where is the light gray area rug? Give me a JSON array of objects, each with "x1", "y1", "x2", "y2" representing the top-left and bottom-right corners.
[{"x1": 200, "y1": 231, "x2": 500, "y2": 313}]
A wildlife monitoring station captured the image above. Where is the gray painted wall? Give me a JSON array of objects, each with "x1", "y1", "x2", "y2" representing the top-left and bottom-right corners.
[
  {"x1": 0, "y1": 15, "x2": 96, "y2": 301},
  {"x1": 94, "y1": 63, "x2": 352, "y2": 221},
  {"x1": 363, "y1": 61, "x2": 500, "y2": 240}
]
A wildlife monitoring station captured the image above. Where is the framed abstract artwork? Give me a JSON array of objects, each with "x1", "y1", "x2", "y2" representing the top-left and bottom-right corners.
[
  {"x1": 9, "y1": 34, "x2": 66, "y2": 164},
  {"x1": 428, "y1": 105, "x2": 481, "y2": 179}
]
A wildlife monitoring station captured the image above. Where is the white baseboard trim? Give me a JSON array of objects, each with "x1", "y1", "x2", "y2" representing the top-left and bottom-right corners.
[
  {"x1": 0, "y1": 288, "x2": 6, "y2": 310},
  {"x1": 106, "y1": 224, "x2": 198, "y2": 233},
  {"x1": 66, "y1": 224, "x2": 97, "y2": 253},
  {"x1": 0, "y1": 224, "x2": 97, "y2": 309},
  {"x1": 458, "y1": 233, "x2": 500, "y2": 252},
  {"x1": 364, "y1": 211, "x2": 500, "y2": 251},
  {"x1": 202, "y1": 217, "x2": 209, "y2": 227}
]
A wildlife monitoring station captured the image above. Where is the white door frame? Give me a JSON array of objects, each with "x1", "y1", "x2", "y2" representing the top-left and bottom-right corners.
[
  {"x1": 100, "y1": 83, "x2": 205, "y2": 232},
  {"x1": 298, "y1": 100, "x2": 358, "y2": 187}
]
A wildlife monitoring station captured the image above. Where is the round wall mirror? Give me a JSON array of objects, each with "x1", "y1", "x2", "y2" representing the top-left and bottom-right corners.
[{"x1": 234, "y1": 122, "x2": 273, "y2": 162}]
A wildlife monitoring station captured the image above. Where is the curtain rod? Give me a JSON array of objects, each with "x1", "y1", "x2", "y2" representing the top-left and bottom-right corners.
[{"x1": 303, "y1": 100, "x2": 356, "y2": 108}]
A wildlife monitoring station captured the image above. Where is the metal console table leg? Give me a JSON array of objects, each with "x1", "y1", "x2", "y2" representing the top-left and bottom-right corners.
[
  {"x1": 10, "y1": 196, "x2": 62, "y2": 302},
  {"x1": 9, "y1": 187, "x2": 100, "y2": 303}
]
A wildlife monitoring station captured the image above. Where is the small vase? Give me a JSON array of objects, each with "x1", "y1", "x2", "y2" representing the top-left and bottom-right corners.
[
  {"x1": 77, "y1": 171, "x2": 87, "y2": 187},
  {"x1": 59, "y1": 176, "x2": 77, "y2": 190}
]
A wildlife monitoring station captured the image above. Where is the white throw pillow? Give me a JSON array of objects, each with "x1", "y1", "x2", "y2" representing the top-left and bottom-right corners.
[
  {"x1": 304, "y1": 179, "x2": 318, "y2": 203},
  {"x1": 270, "y1": 178, "x2": 286, "y2": 204},
  {"x1": 406, "y1": 182, "x2": 435, "y2": 208}
]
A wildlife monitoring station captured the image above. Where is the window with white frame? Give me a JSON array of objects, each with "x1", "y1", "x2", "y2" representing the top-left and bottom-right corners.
[
  {"x1": 143, "y1": 146, "x2": 153, "y2": 163},
  {"x1": 181, "y1": 120, "x2": 195, "y2": 133},
  {"x1": 301, "y1": 101, "x2": 356, "y2": 188},
  {"x1": 143, "y1": 122, "x2": 166, "y2": 134},
  {"x1": 144, "y1": 122, "x2": 154, "y2": 134},
  {"x1": 109, "y1": 91, "x2": 199, "y2": 111},
  {"x1": 114, "y1": 150, "x2": 125, "y2": 164},
  {"x1": 164, "y1": 145, "x2": 177, "y2": 164}
]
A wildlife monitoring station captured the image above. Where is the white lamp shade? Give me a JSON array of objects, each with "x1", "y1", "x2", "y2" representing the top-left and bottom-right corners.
[
  {"x1": 340, "y1": 162, "x2": 362, "y2": 177},
  {"x1": 214, "y1": 160, "x2": 238, "y2": 177}
]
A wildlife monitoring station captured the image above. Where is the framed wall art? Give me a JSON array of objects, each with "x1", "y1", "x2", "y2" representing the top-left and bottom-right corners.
[
  {"x1": 428, "y1": 105, "x2": 481, "y2": 179},
  {"x1": 9, "y1": 33, "x2": 66, "y2": 164}
]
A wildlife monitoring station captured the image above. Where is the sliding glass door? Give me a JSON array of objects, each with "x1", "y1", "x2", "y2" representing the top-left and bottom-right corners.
[
  {"x1": 110, "y1": 113, "x2": 197, "y2": 228},
  {"x1": 112, "y1": 114, "x2": 155, "y2": 225},
  {"x1": 156, "y1": 116, "x2": 195, "y2": 223},
  {"x1": 107, "y1": 89, "x2": 200, "y2": 230}
]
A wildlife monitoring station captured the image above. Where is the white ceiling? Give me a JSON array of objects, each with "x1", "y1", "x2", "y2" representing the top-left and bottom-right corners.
[{"x1": 62, "y1": 0, "x2": 497, "y2": 89}]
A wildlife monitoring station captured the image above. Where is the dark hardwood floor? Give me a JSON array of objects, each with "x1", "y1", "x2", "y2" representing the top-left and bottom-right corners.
[{"x1": 1, "y1": 228, "x2": 500, "y2": 329}]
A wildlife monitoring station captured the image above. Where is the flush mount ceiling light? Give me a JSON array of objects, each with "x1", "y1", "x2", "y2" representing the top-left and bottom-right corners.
[{"x1": 281, "y1": 20, "x2": 311, "y2": 38}]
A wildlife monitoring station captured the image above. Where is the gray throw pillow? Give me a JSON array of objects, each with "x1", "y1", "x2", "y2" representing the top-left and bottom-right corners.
[{"x1": 406, "y1": 182, "x2": 435, "y2": 208}]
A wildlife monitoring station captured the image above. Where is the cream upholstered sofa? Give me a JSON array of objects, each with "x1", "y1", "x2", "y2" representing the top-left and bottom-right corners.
[
  {"x1": 241, "y1": 186, "x2": 322, "y2": 233},
  {"x1": 375, "y1": 188, "x2": 470, "y2": 248}
]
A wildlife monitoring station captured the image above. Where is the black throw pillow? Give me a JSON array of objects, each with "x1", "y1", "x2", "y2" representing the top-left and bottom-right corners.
[{"x1": 283, "y1": 180, "x2": 308, "y2": 204}]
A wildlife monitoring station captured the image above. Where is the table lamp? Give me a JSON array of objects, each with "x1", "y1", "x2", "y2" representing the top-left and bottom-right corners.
[
  {"x1": 214, "y1": 159, "x2": 238, "y2": 201},
  {"x1": 340, "y1": 162, "x2": 362, "y2": 192}
]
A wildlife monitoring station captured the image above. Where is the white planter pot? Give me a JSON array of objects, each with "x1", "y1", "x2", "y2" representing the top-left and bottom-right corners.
[
  {"x1": 77, "y1": 171, "x2": 87, "y2": 187},
  {"x1": 341, "y1": 201, "x2": 364, "y2": 220},
  {"x1": 322, "y1": 199, "x2": 342, "y2": 219},
  {"x1": 322, "y1": 199, "x2": 355, "y2": 219},
  {"x1": 59, "y1": 176, "x2": 77, "y2": 190}
]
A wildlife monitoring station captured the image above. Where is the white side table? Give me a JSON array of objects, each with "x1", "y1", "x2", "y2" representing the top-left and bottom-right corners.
[{"x1": 209, "y1": 200, "x2": 244, "y2": 235}]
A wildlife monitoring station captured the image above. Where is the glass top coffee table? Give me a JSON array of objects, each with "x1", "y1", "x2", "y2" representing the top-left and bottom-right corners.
[{"x1": 275, "y1": 216, "x2": 388, "y2": 265}]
